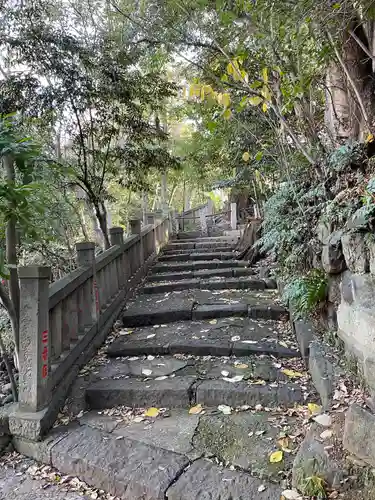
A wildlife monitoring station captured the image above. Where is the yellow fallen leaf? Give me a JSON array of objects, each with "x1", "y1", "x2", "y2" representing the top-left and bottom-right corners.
[
  {"x1": 308, "y1": 403, "x2": 321, "y2": 415},
  {"x1": 366, "y1": 133, "x2": 374, "y2": 143},
  {"x1": 189, "y1": 404, "x2": 203, "y2": 415},
  {"x1": 281, "y1": 368, "x2": 304, "y2": 378},
  {"x1": 269, "y1": 450, "x2": 283, "y2": 463},
  {"x1": 251, "y1": 379, "x2": 266, "y2": 386},
  {"x1": 236, "y1": 363, "x2": 249, "y2": 369},
  {"x1": 144, "y1": 407, "x2": 160, "y2": 418},
  {"x1": 278, "y1": 437, "x2": 289, "y2": 449},
  {"x1": 242, "y1": 151, "x2": 250, "y2": 162},
  {"x1": 209, "y1": 319, "x2": 218, "y2": 325}
]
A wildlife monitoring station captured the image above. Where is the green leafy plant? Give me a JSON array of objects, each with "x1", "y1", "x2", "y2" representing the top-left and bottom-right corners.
[
  {"x1": 283, "y1": 269, "x2": 328, "y2": 318},
  {"x1": 302, "y1": 475, "x2": 326, "y2": 498}
]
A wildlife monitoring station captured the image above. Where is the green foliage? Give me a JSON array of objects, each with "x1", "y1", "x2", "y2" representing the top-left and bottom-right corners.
[
  {"x1": 283, "y1": 269, "x2": 328, "y2": 318},
  {"x1": 327, "y1": 142, "x2": 366, "y2": 172},
  {"x1": 301, "y1": 475, "x2": 326, "y2": 498}
]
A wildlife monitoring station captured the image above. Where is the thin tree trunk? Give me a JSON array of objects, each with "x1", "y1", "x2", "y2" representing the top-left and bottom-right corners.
[
  {"x1": 95, "y1": 202, "x2": 110, "y2": 249},
  {"x1": 4, "y1": 155, "x2": 20, "y2": 361}
]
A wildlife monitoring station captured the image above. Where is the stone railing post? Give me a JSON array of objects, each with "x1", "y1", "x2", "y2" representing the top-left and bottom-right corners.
[
  {"x1": 130, "y1": 218, "x2": 143, "y2": 268},
  {"x1": 230, "y1": 202, "x2": 237, "y2": 230},
  {"x1": 76, "y1": 242, "x2": 99, "y2": 324},
  {"x1": 18, "y1": 266, "x2": 51, "y2": 412},
  {"x1": 147, "y1": 213, "x2": 155, "y2": 225},
  {"x1": 110, "y1": 227, "x2": 125, "y2": 290}
]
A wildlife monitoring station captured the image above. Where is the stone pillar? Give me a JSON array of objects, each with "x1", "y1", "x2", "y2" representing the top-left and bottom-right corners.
[
  {"x1": 130, "y1": 218, "x2": 143, "y2": 267},
  {"x1": 147, "y1": 213, "x2": 155, "y2": 225},
  {"x1": 154, "y1": 209, "x2": 163, "y2": 220},
  {"x1": 18, "y1": 266, "x2": 51, "y2": 412},
  {"x1": 76, "y1": 242, "x2": 99, "y2": 325},
  {"x1": 110, "y1": 227, "x2": 125, "y2": 289},
  {"x1": 130, "y1": 219, "x2": 141, "y2": 235},
  {"x1": 109, "y1": 226, "x2": 124, "y2": 246},
  {"x1": 142, "y1": 192, "x2": 148, "y2": 226},
  {"x1": 230, "y1": 202, "x2": 237, "y2": 230}
]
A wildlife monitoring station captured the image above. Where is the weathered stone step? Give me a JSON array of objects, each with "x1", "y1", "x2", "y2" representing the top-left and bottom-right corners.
[
  {"x1": 163, "y1": 246, "x2": 233, "y2": 255},
  {"x1": 44, "y1": 424, "x2": 188, "y2": 500},
  {"x1": 121, "y1": 290, "x2": 288, "y2": 327},
  {"x1": 149, "y1": 267, "x2": 256, "y2": 282},
  {"x1": 142, "y1": 277, "x2": 276, "y2": 294},
  {"x1": 166, "y1": 241, "x2": 237, "y2": 252},
  {"x1": 109, "y1": 316, "x2": 297, "y2": 358},
  {"x1": 15, "y1": 412, "x2": 285, "y2": 499},
  {"x1": 158, "y1": 252, "x2": 234, "y2": 262},
  {"x1": 166, "y1": 458, "x2": 282, "y2": 499},
  {"x1": 86, "y1": 366, "x2": 303, "y2": 410},
  {"x1": 152, "y1": 260, "x2": 250, "y2": 273}
]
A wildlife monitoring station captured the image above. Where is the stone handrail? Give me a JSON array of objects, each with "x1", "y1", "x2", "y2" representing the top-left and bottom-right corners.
[{"x1": 11, "y1": 214, "x2": 173, "y2": 440}]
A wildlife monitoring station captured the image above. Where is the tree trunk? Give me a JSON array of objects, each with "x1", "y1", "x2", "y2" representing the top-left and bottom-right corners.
[
  {"x1": 95, "y1": 202, "x2": 110, "y2": 249},
  {"x1": 4, "y1": 155, "x2": 20, "y2": 361}
]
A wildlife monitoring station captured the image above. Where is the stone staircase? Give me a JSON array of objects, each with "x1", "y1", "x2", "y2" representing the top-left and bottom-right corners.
[{"x1": 17, "y1": 233, "x2": 315, "y2": 500}]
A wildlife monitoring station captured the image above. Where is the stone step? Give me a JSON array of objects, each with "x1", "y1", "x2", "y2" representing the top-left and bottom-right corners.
[
  {"x1": 16, "y1": 413, "x2": 285, "y2": 499},
  {"x1": 152, "y1": 260, "x2": 250, "y2": 273},
  {"x1": 86, "y1": 352, "x2": 303, "y2": 410},
  {"x1": 158, "y1": 252, "x2": 235, "y2": 262},
  {"x1": 163, "y1": 246, "x2": 234, "y2": 255},
  {"x1": 165, "y1": 242, "x2": 237, "y2": 252},
  {"x1": 109, "y1": 316, "x2": 297, "y2": 358},
  {"x1": 149, "y1": 267, "x2": 256, "y2": 282},
  {"x1": 142, "y1": 277, "x2": 276, "y2": 294}
]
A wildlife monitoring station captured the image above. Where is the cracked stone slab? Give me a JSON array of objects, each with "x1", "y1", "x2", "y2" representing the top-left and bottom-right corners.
[
  {"x1": 51, "y1": 425, "x2": 189, "y2": 500},
  {"x1": 95, "y1": 357, "x2": 189, "y2": 378},
  {"x1": 196, "y1": 379, "x2": 303, "y2": 408},
  {"x1": 86, "y1": 376, "x2": 196, "y2": 409},
  {"x1": 193, "y1": 412, "x2": 296, "y2": 478},
  {"x1": 166, "y1": 458, "x2": 282, "y2": 500},
  {"x1": 121, "y1": 291, "x2": 194, "y2": 327},
  {"x1": 78, "y1": 411, "x2": 121, "y2": 433},
  {"x1": 112, "y1": 410, "x2": 200, "y2": 456}
]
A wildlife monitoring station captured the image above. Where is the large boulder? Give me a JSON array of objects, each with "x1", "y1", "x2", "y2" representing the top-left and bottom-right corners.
[
  {"x1": 292, "y1": 425, "x2": 342, "y2": 492},
  {"x1": 337, "y1": 273, "x2": 375, "y2": 397},
  {"x1": 309, "y1": 340, "x2": 334, "y2": 410},
  {"x1": 343, "y1": 404, "x2": 375, "y2": 466},
  {"x1": 341, "y1": 232, "x2": 369, "y2": 274},
  {"x1": 321, "y1": 231, "x2": 346, "y2": 274}
]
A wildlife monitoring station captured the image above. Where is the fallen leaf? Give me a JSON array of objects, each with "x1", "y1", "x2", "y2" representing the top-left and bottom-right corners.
[
  {"x1": 255, "y1": 404, "x2": 263, "y2": 411},
  {"x1": 281, "y1": 490, "x2": 302, "y2": 500},
  {"x1": 281, "y1": 368, "x2": 304, "y2": 378},
  {"x1": 218, "y1": 404, "x2": 232, "y2": 415},
  {"x1": 222, "y1": 375, "x2": 244, "y2": 383},
  {"x1": 255, "y1": 430, "x2": 265, "y2": 436},
  {"x1": 155, "y1": 375, "x2": 168, "y2": 381},
  {"x1": 278, "y1": 341, "x2": 288, "y2": 348},
  {"x1": 251, "y1": 379, "x2": 266, "y2": 386},
  {"x1": 115, "y1": 435, "x2": 124, "y2": 440},
  {"x1": 133, "y1": 416, "x2": 145, "y2": 423},
  {"x1": 313, "y1": 413, "x2": 332, "y2": 427},
  {"x1": 76, "y1": 410, "x2": 84, "y2": 419},
  {"x1": 308, "y1": 402, "x2": 322, "y2": 415},
  {"x1": 241, "y1": 340, "x2": 258, "y2": 344},
  {"x1": 278, "y1": 437, "x2": 289, "y2": 449},
  {"x1": 320, "y1": 429, "x2": 333, "y2": 440},
  {"x1": 269, "y1": 450, "x2": 283, "y2": 463},
  {"x1": 189, "y1": 404, "x2": 203, "y2": 415},
  {"x1": 209, "y1": 319, "x2": 218, "y2": 325},
  {"x1": 231, "y1": 335, "x2": 241, "y2": 341},
  {"x1": 147, "y1": 355, "x2": 155, "y2": 360},
  {"x1": 146, "y1": 334, "x2": 156, "y2": 339},
  {"x1": 221, "y1": 370, "x2": 230, "y2": 377},
  {"x1": 258, "y1": 484, "x2": 266, "y2": 492},
  {"x1": 144, "y1": 407, "x2": 160, "y2": 417},
  {"x1": 236, "y1": 363, "x2": 249, "y2": 369},
  {"x1": 142, "y1": 369, "x2": 153, "y2": 376}
]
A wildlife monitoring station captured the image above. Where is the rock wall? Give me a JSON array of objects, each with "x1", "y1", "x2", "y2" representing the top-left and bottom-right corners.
[{"x1": 319, "y1": 223, "x2": 375, "y2": 395}]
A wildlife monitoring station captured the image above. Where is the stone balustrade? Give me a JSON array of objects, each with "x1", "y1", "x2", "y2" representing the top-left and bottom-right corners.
[{"x1": 10, "y1": 215, "x2": 173, "y2": 440}]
